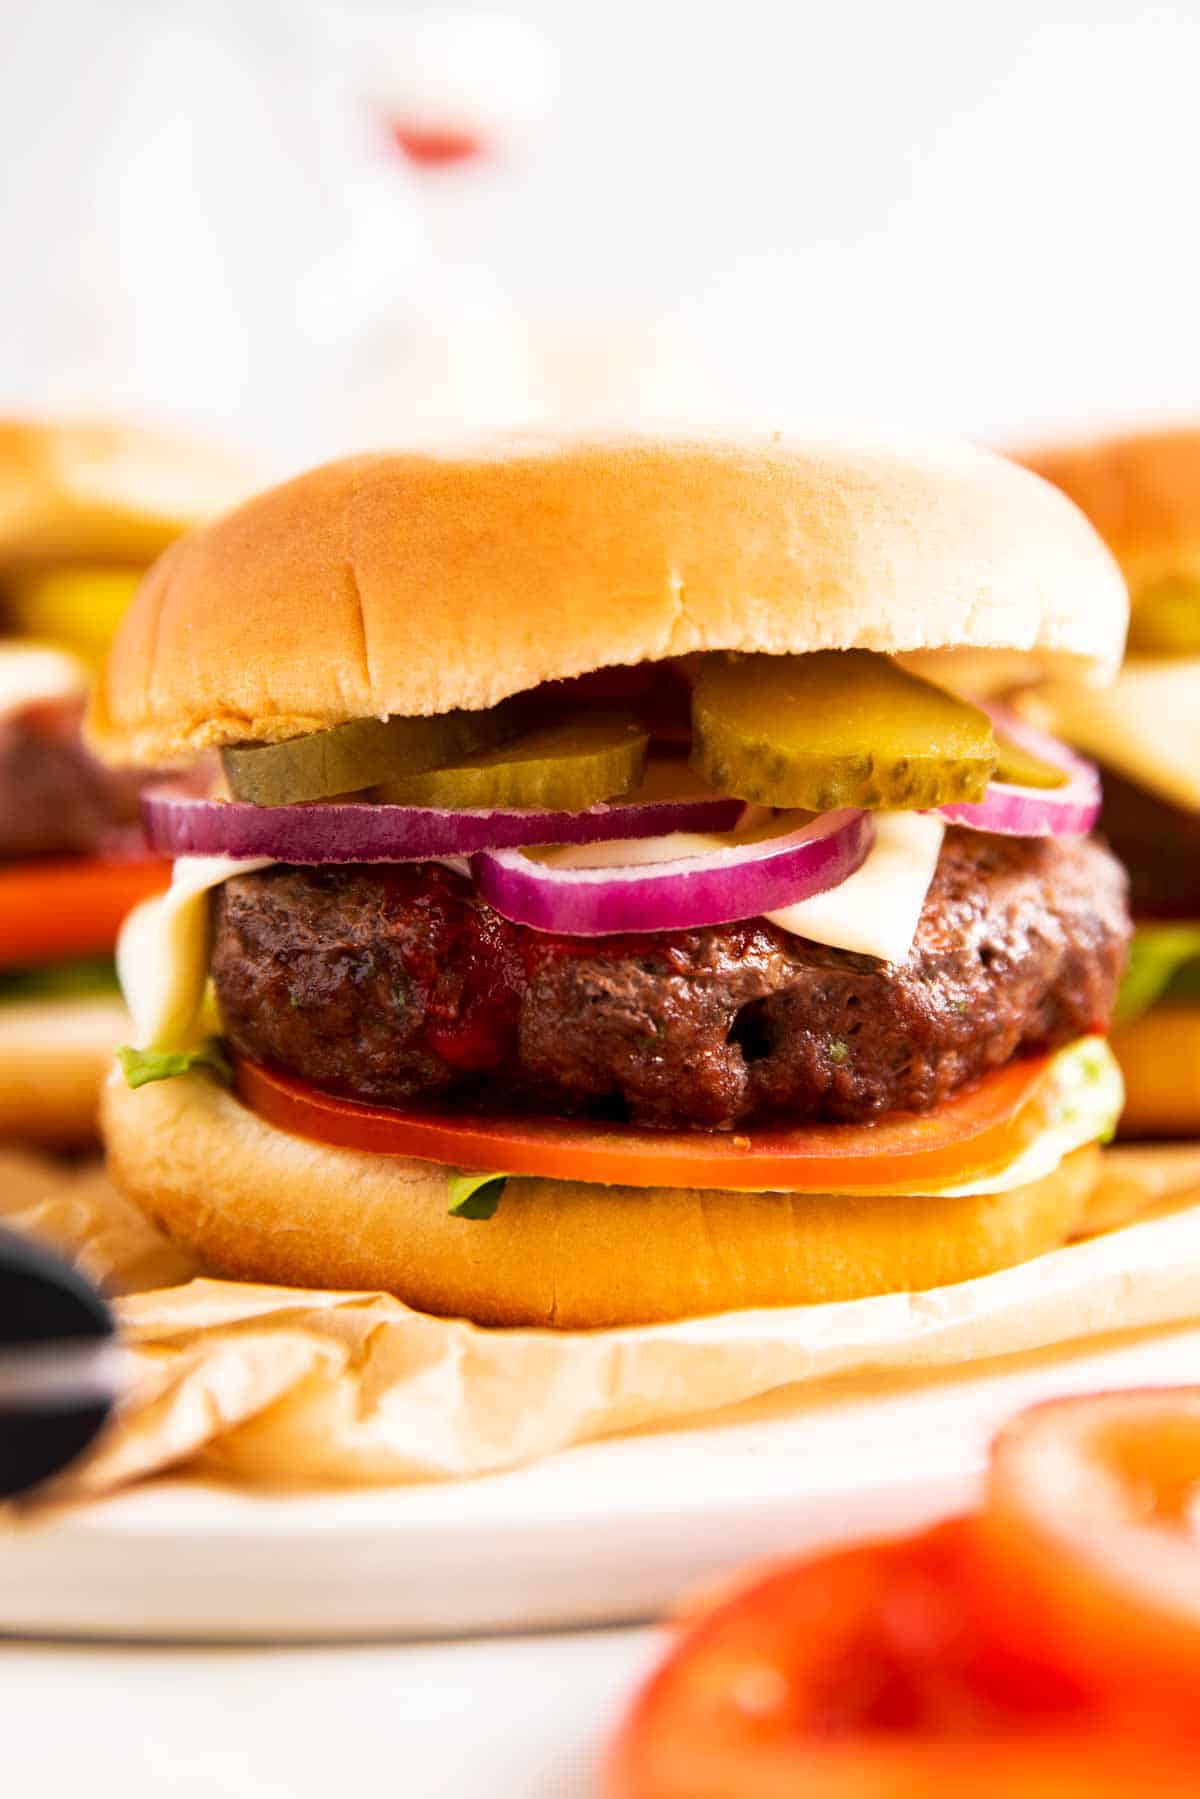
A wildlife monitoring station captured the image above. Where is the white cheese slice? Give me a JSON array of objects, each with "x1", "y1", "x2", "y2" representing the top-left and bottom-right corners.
[
  {"x1": 527, "y1": 807, "x2": 774, "y2": 871},
  {"x1": 0, "y1": 643, "x2": 87, "y2": 717},
  {"x1": 117, "y1": 855, "x2": 273, "y2": 1051},
  {"x1": 1023, "y1": 659, "x2": 1200, "y2": 815},
  {"x1": 765, "y1": 811, "x2": 945, "y2": 964},
  {"x1": 535, "y1": 809, "x2": 941, "y2": 964}
]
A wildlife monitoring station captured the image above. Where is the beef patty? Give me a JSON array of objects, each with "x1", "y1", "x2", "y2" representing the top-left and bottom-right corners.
[
  {"x1": 0, "y1": 699, "x2": 144, "y2": 861},
  {"x1": 211, "y1": 829, "x2": 1129, "y2": 1132}
]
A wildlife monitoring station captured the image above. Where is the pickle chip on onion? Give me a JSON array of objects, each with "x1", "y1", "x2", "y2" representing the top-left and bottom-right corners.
[
  {"x1": 690, "y1": 649, "x2": 997, "y2": 810},
  {"x1": 992, "y1": 731, "x2": 1069, "y2": 790},
  {"x1": 374, "y1": 712, "x2": 650, "y2": 811},
  {"x1": 222, "y1": 701, "x2": 522, "y2": 806}
]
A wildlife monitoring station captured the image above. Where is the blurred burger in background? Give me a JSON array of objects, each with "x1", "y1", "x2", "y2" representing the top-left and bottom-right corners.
[
  {"x1": 1016, "y1": 430, "x2": 1200, "y2": 1138},
  {"x1": 0, "y1": 418, "x2": 247, "y2": 1145},
  {"x1": 92, "y1": 434, "x2": 1133, "y2": 1328}
]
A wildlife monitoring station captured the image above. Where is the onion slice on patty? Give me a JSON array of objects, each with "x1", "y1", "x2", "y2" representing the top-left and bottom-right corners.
[
  {"x1": 140, "y1": 782, "x2": 745, "y2": 862},
  {"x1": 938, "y1": 704, "x2": 1102, "y2": 838},
  {"x1": 471, "y1": 809, "x2": 874, "y2": 935}
]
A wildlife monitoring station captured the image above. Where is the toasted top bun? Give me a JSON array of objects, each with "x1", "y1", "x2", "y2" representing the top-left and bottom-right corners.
[
  {"x1": 0, "y1": 418, "x2": 251, "y2": 573},
  {"x1": 89, "y1": 433, "x2": 1127, "y2": 767},
  {"x1": 1017, "y1": 427, "x2": 1200, "y2": 595}
]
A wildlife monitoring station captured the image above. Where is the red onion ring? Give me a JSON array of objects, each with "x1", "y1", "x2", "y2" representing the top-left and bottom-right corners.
[
  {"x1": 471, "y1": 809, "x2": 874, "y2": 936},
  {"x1": 140, "y1": 783, "x2": 746, "y2": 863},
  {"x1": 938, "y1": 703, "x2": 1102, "y2": 838}
]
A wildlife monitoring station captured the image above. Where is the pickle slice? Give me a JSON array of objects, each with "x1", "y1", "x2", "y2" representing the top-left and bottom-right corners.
[
  {"x1": 992, "y1": 732, "x2": 1068, "y2": 791},
  {"x1": 374, "y1": 712, "x2": 649, "y2": 811},
  {"x1": 4, "y1": 567, "x2": 143, "y2": 666},
  {"x1": 223, "y1": 701, "x2": 523, "y2": 806},
  {"x1": 690, "y1": 650, "x2": 997, "y2": 810},
  {"x1": 1127, "y1": 578, "x2": 1200, "y2": 656}
]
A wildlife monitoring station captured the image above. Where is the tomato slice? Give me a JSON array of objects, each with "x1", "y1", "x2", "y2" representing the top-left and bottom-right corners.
[
  {"x1": 607, "y1": 1520, "x2": 1190, "y2": 1799},
  {"x1": 233, "y1": 1052, "x2": 1053, "y2": 1191},
  {"x1": 977, "y1": 1389, "x2": 1200, "y2": 1714},
  {"x1": 0, "y1": 855, "x2": 170, "y2": 968}
]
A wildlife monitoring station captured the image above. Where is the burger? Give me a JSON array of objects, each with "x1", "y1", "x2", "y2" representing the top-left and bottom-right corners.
[
  {"x1": 0, "y1": 418, "x2": 247, "y2": 1146},
  {"x1": 92, "y1": 435, "x2": 1131, "y2": 1328},
  {"x1": 1017, "y1": 429, "x2": 1200, "y2": 1137}
]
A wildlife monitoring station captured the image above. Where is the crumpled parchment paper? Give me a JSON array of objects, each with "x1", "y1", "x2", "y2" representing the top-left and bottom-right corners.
[{"x1": 3, "y1": 1145, "x2": 1200, "y2": 1500}]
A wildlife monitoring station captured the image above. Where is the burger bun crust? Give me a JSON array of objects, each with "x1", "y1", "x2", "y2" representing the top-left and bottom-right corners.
[
  {"x1": 104, "y1": 1070, "x2": 1102, "y2": 1329},
  {"x1": 1017, "y1": 425, "x2": 1200, "y2": 594},
  {"x1": 0, "y1": 417, "x2": 251, "y2": 571},
  {"x1": 91, "y1": 432, "x2": 1128, "y2": 766}
]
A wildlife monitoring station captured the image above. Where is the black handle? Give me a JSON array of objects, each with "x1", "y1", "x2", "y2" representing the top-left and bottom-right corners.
[{"x1": 0, "y1": 1228, "x2": 117, "y2": 1499}]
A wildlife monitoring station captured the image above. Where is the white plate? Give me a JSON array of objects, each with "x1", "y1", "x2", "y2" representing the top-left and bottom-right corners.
[{"x1": 3, "y1": 1322, "x2": 1197, "y2": 1642}]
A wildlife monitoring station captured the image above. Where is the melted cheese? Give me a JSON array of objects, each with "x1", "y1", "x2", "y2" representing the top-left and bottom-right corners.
[
  {"x1": 528, "y1": 807, "x2": 771, "y2": 870},
  {"x1": 538, "y1": 809, "x2": 943, "y2": 965},
  {"x1": 1023, "y1": 659, "x2": 1200, "y2": 815},
  {"x1": 764, "y1": 812, "x2": 944, "y2": 963},
  {"x1": 117, "y1": 855, "x2": 273, "y2": 1051}
]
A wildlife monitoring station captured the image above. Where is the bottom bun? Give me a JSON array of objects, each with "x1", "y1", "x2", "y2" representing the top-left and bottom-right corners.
[
  {"x1": 0, "y1": 997, "x2": 130, "y2": 1148},
  {"x1": 1111, "y1": 1006, "x2": 1200, "y2": 1137},
  {"x1": 104, "y1": 1070, "x2": 1103, "y2": 1329}
]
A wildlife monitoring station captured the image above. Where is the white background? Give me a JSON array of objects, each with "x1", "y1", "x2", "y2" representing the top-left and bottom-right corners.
[
  {"x1": 1, "y1": 0, "x2": 1198, "y2": 462},
  {"x1": 0, "y1": 1629, "x2": 653, "y2": 1798},
  {"x1": 460, "y1": 0, "x2": 1200, "y2": 442}
]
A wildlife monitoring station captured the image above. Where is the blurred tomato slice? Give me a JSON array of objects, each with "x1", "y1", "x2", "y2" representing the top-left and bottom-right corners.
[
  {"x1": 607, "y1": 1518, "x2": 1200, "y2": 1798},
  {"x1": 389, "y1": 124, "x2": 485, "y2": 165},
  {"x1": 978, "y1": 1388, "x2": 1200, "y2": 1713},
  {"x1": 0, "y1": 854, "x2": 169, "y2": 967}
]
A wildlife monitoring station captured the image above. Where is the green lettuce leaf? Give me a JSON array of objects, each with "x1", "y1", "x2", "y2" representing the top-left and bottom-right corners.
[
  {"x1": 1116, "y1": 924, "x2": 1200, "y2": 1025},
  {"x1": 118, "y1": 1040, "x2": 232, "y2": 1090},
  {"x1": 447, "y1": 1171, "x2": 507, "y2": 1220},
  {"x1": 0, "y1": 957, "x2": 120, "y2": 1003}
]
